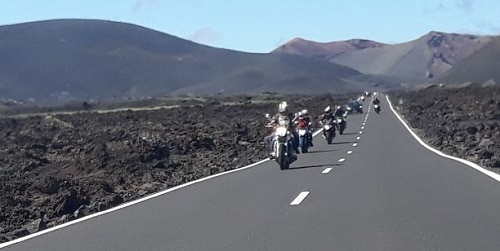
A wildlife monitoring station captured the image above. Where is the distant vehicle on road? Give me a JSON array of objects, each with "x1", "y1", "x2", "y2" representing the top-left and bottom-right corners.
[{"x1": 346, "y1": 100, "x2": 363, "y2": 114}]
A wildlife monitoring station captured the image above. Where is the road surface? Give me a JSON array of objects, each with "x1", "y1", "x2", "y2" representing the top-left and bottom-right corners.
[{"x1": 3, "y1": 96, "x2": 500, "y2": 250}]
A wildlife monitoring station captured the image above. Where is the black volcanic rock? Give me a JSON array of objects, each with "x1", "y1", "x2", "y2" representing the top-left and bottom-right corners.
[
  {"x1": 0, "y1": 94, "x2": 350, "y2": 242},
  {"x1": 391, "y1": 85, "x2": 500, "y2": 169}
]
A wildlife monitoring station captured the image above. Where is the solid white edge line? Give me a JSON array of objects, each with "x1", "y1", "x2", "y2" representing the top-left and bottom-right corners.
[
  {"x1": 290, "y1": 191, "x2": 310, "y2": 206},
  {"x1": 1, "y1": 128, "x2": 327, "y2": 248},
  {"x1": 312, "y1": 128, "x2": 323, "y2": 137},
  {"x1": 386, "y1": 95, "x2": 500, "y2": 182},
  {"x1": 322, "y1": 167, "x2": 333, "y2": 174},
  {"x1": 0, "y1": 158, "x2": 272, "y2": 249}
]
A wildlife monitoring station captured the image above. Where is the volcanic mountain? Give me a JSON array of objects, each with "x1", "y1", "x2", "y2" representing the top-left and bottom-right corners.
[
  {"x1": 272, "y1": 37, "x2": 386, "y2": 60},
  {"x1": 0, "y1": 19, "x2": 362, "y2": 104},
  {"x1": 436, "y1": 36, "x2": 500, "y2": 86},
  {"x1": 274, "y1": 32, "x2": 493, "y2": 85}
]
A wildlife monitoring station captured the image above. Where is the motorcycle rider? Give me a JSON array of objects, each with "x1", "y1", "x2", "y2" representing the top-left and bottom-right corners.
[
  {"x1": 265, "y1": 101, "x2": 299, "y2": 160},
  {"x1": 373, "y1": 97, "x2": 381, "y2": 113},
  {"x1": 334, "y1": 105, "x2": 346, "y2": 118},
  {"x1": 320, "y1": 106, "x2": 335, "y2": 123},
  {"x1": 334, "y1": 105, "x2": 347, "y2": 133},
  {"x1": 296, "y1": 109, "x2": 313, "y2": 147},
  {"x1": 319, "y1": 106, "x2": 336, "y2": 138}
]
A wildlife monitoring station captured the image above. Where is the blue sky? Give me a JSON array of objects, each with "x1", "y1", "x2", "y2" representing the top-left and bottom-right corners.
[{"x1": 0, "y1": 0, "x2": 499, "y2": 53}]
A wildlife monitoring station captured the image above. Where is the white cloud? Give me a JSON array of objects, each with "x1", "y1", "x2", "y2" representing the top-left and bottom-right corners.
[
  {"x1": 474, "y1": 20, "x2": 500, "y2": 35},
  {"x1": 421, "y1": 0, "x2": 447, "y2": 14},
  {"x1": 456, "y1": 0, "x2": 476, "y2": 14},
  {"x1": 187, "y1": 28, "x2": 223, "y2": 46},
  {"x1": 133, "y1": 0, "x2": 165, "y2": 13}
]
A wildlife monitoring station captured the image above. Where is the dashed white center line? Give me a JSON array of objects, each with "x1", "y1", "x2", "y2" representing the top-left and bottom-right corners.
[
  {"x1": 356, "y1": 136, "x2": 361, "y2": 140},
  {"x1": 290, "y1": 191, "x2": 310, "y2": 206},
  {"x1": 347, "y1": 150, "x2": 353, "y2": 155},
  {"x1": 361, "y1": 126, "x2": 365, "y2": 130},
  {"x1": 353, "y1": 143, "x2": 358, "y2": 147},
  {"x1": 338, "y1": 158, "x2": 346, "y2": 162},
  {"x1": 322, "y1": 168, "x2": 333, "y2": 174},
  {"x1": 359, "y1": 131, "x2": 363, "y2": 134}
]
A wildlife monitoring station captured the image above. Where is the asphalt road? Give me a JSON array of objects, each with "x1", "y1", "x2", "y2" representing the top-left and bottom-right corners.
[{"x1": 3, "y1": 96, "x2": 500, "y2": 250}]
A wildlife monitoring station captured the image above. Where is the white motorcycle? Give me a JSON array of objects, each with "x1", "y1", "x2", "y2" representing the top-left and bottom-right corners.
[
  {"x1": 336, "y1": 115, "x2": 347, "y2": 135},
  {"x1": 322, "y1": 119, "x2": 336, "y2": 144},
  {"x1": 267, "y1": 114, "x2": 296, "y2": 170}
]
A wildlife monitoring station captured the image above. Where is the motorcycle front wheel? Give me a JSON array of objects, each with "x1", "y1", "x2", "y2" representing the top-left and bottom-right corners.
[
  {"x1": 278, "y1": 145, "x2": 289, "y2": 170},
  {"x1": 326, "y1": 130, "x2": 334, "y2": 144}
]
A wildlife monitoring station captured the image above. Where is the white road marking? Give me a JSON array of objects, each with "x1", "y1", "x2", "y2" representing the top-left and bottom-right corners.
[
  {"x1": 361, "y1": 126, "x2": 365, "y2": 130},
  {"x1": 356, "y1": 136, "x2": 361, "y2": 140},
  {"x1": 359, "y1": 131, "x2": 363, "y2": 134},
  {"x1": 290, "y1": 191, "x2": 310, "y2": 206},
  {"x1": 0, "y1": 128, "x2": 335, "y2": 248},
  {"x1": 347, "y1": 151, "x2": 353, "y2": 155},
  {"x1": 322, "y1": 168, "x2": 333, "y2": 174},
  {"x1": 2, "y1": 123, "x2": 326, "y2": 249},
  {"x1": 338, "y1": 158, "x2": 346, "y2": 162},
  {"x1": 386, "y1": 95, "x2": 500, "y2": 182},
  {"x1": 353, "y1": 143, "x2": 358, "y2": 147},
  {"x1": 312, "y1": 129, "x2": 323, "y2": 137}
]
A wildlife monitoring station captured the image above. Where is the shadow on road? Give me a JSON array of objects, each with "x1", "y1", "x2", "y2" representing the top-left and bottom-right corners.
[
  {"x1": 331, "y1": 141, "x2": 355, "y2": 145},
  {"x1": 289, "y1": 163, "x2": 342, "y2": 170},
  {"x1": 341, "y1": 132, "x2": 358, "y2": 135},
  {"x1": 306, "y1": 149, "x2": 338, "y2": 154}
]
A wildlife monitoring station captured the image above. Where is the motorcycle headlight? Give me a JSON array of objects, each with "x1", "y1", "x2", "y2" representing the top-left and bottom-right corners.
[
  {"x1": 324, "y1": 124, "x2": 331, "y2": 130},
  {"x1": 278, "y1": 118, "x2": 287, "y2": 126},
  {"x1": 276, "y1": 127, "x2": 287, "y2": 137},
  {"x1": 337, "y1": 118, "x2": 342, "y2": 123}
]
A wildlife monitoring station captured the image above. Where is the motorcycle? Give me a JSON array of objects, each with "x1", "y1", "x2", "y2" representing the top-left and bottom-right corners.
[
  {"x1": 357, "y1": 104, "x2": 364, "y2": 113},
  {"x1": 346, "y1": 105, "x2": 353, "y2": 114},
  {"x1": 267, "y1": 115, "x2": 296, "y2": 170},
  {"x1": 322, "y1": 119, "x2": 336, "y2": 144},
  {"x1": 336, "y1": 115, "x2": 347, "y2": 135},
  {"x1": 296, "y1": 117, "x2": 310, "y2": 153},
  {"x1": 374, "y1": 104, "x2": 380, "y2": 114},
  {"x1": 347, "y1": 101, "x2": 363, "y2": 114}
]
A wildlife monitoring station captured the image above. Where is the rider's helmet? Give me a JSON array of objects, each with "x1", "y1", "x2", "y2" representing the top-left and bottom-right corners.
[
  {"x1": 324, "y1": 106, "x2": 331, "y2": 113},
  {"x1": 278, "y1": 101, "x2": 288, "y2": 114},
  {"x1": 301, "y1": 109, "x2": 308, "y2": 116}
]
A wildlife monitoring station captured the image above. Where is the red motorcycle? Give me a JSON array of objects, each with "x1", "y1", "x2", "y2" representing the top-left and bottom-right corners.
[{"x1": 295, "y1": 116, "x2": 311, "y2": 153}]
